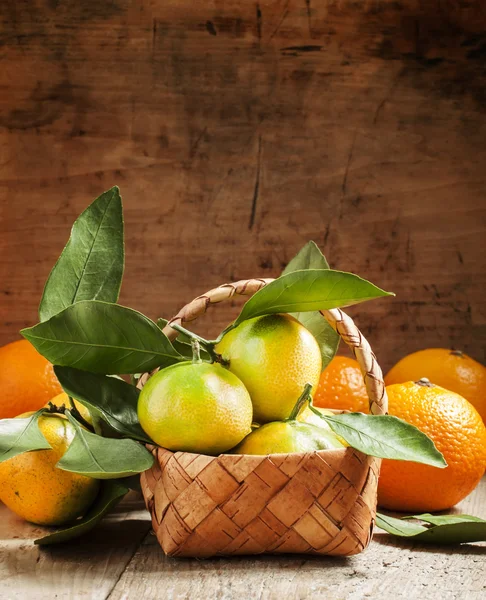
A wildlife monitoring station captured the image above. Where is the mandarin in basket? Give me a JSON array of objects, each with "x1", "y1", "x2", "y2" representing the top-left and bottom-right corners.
[
  {"x1": 215, "y1": 313, "x2": 322, "y2": 423},
  {"x1": 233, "y1": 420, "x2": 345, "y2": 454},
  {"x1": 138, "y1": 353, "x2": 253, "y2": 455},
  {"x1": 233, "y1": 384, "x2": 347, "y2": 454},
  {"x1": 385, "y1": 348, "x2": 486, "y2": 424},
  {"x1": 313, "y1": 356, "x2": 369, "y2": 413},
  {"x1": 378, "y1": 379, "x2": 486, "y2": 512},
  {"x1": 0, "y1": 339, "x2": 62, "y2": 419}
]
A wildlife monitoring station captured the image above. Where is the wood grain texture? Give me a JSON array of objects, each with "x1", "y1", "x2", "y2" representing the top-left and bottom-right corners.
[
  {"x1": 0, "y1": 492, "x2": 151, "y2": 600},
  {"x1": 106, "y1": 478, "x2": 486, "y2": 600},
  {"x1": 0, "y1": 483, "x2": 484, "y2": 600},
  {"x1": 0, "y1": 0, "x2": 485, "y2": 370},
  {"x1": 0, "y1": 481, "x2": 484, "y2": 600}
]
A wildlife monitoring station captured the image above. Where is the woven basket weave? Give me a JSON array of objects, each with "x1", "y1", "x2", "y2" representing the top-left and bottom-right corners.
[{"x1": 139, "y1": 278, "x2": 388, "y2": 558}]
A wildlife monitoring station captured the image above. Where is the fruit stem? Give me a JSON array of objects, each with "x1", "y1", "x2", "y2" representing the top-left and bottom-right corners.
[
  {"x1": 171, "y1": 323, "x2": 228, "y2": 365},
  {"x1": 45, "y1": 401, "x2": 63, "y2": 414},
  {"x1": 192, "y1": 339, "x2": 202, "y2": 364},
  {"x1": 67, "y1": 396, "x2": 94, "y2": 431},
  {"x1": 415, "y1": 377, "x2": 435, "y2": 388},
  {"x1": 288, "y1": 383, "x2": 314, "y2": 421}
]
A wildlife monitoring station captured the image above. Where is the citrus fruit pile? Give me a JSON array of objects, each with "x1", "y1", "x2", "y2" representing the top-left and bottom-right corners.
[
  {"x1": 380, "y1": 349, "x2": 486, "y2": 512},
  {"x1": 137, "y1": 314, "x2": 347, "y2": 456},
  {"x1": 0, "y1": 187, "x2": 480, "y2": 550},
  {"x1": 319, "y1": 348, "x2": 486, "y2": 512}
]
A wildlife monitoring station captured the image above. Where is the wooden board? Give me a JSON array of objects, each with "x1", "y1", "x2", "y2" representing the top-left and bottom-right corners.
[
  {"x1": 0, "y1": 0, "x2": 485, "y2": 371},
  {"x1": 1, "y1": 480, "x2": 485, "y2": 599},
  {"x1": 0, "y1": 492, "x2": 151, "y2": 600}
]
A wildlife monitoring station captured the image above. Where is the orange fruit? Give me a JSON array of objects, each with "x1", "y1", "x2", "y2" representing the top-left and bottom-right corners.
[
  {"x1": 385, "y1": 348, "x2": 486, "y2": 424},
  {"x1": 0, "y1": 412, "x2": 100, "y2": 525},
  {"x1": 138, "y1": 361, "x2": 253, "y2": 455},
  {"x1": 232, "y1": 419, "x2": 346, "y2": 455},
  {"x1": 215, "y1": 314, "x2": 322, "y2": 423},
  {"x1": 378, "y1": 380, "x2": 486, "y2": 512},
  {"x1": 0, "y1": 339, "x2": 62, "y2": 419},
  {"x1": 313, "y1": 356, "x2": 368, "y2": 413}
]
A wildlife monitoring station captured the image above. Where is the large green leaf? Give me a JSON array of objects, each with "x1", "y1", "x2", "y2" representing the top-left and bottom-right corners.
[
  {"x1": 232, "y1": 269, "x2": 394, "y2": 328},
  {"x1": 54, "y1": 366, "x2": 151, "y2": 443},
  {"x1": 282, "y1": 241, "x2": 340, "y2": 369},
  {"x1": 310, "y1": 408, "x2": 447, "y2": 467},
  {"x1": 35, "y1": 479, "x2": 129, "y2": 546},
  {"x1": 22, "y1": 301, "x2": 183, "y2": 374},
  {"x1": 376, "y1": 512, "x2": 486, "y2": 545},
  {"x1": 39, "y1": 187, "x2": 124, "y2": 322},
  {"x1": 56, "y1": 412, "x2": 153, "y2": 479},
  {"x1": 0, "y1": 410, "x2": 51, "y2": 463}
]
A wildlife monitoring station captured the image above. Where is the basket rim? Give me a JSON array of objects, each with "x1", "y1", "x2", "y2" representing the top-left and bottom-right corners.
[{"x1": 146, "y1": 441, "x2": 380, "y2": 464}]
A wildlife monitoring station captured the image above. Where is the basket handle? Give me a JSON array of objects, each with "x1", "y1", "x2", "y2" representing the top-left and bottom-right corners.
[{"x1": 160, "y1": 278, "x2": 388, "y2": 416}]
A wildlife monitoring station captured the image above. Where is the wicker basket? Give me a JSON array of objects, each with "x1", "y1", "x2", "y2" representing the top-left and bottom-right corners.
[{"x1": 139, "y1": 278, "x2": 388, "y2": 558}]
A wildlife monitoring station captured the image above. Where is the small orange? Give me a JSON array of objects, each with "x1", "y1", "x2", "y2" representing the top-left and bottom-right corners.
[
  {"x1": 313, "y1": 356, "x2": 368, "y2": 413},
  {"x1": 0, "y1": 339, "x2": 62, "y2": 419},
  {"x1": 0, "y1": 412, "x2": 100, "y2": 525},
  {"x1": 385, "y1": 348, "x2": 486, "y2": 424},
  {"x1": 378, "y1": 380, "x2": 486, "y2": 512}
]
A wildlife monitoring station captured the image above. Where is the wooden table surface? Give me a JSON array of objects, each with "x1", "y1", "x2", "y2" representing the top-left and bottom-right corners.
[{"x1": 1, "y1": 479, "x2": 485, "y2": 600}]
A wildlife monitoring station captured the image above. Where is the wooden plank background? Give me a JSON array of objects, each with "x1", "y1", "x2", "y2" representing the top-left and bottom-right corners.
[{"x1": 0, "y1": 0, "x2": 485, "y2": 370}]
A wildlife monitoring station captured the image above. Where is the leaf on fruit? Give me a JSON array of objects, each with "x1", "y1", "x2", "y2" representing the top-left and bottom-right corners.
[
  {"x1": 39, "y1": 187, "x2": 124, "y2": 322},
  {"x1": 22, "y1": 301, "x2": 183, "y2": 374},
  {"x1": 0, "y1": 410, "x2": 51, "y2": 463},
  {"x1": 157, "y1": 318, "x2": 210, "y2": 361},
  {"x1": 56, "y1": 412, "x2": 154, "y2": 479},
  {"x1": 54, "y1": 366, "x2": 151, "y2": 443},
  {"x1": 376, "y1": 512, "x2": 486, "y2": 545},
  {"x1": 35, "y1": 479, "x2": 129, "y2": 546},
  {"x1": 282, "y1": 241, "x2": 340, "y2": 369},
  {"x1": 232, "y1": 269, "x2": 394, "y2": 328},
  {"x1": 312, "y1": 409, "x2": 447, "y2": 467}
]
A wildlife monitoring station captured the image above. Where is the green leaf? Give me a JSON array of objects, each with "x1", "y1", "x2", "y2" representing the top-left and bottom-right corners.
[
  {"x1": 39, "y1": 187, "x2": 124, "y2": 322},
  {"x1": 282, "y1": 241, "x2": 331, "y2": 272},
  {"x1": 56, "y1": 412, "x2": 154, "y2": 479},
  {"x1": 22, "y1": 301, "x2": 183, "y2": 374},
  {"x1": 312, "y1": 409, "x2": 447, "y2": 467},
  {"x1": 408, "y1": 513, "x2": 486, "y2": 526},
  {"x1": 376, "y1": 512, "x2": 486, "y2": 545},
  {"x1": 282, "y1": 241, "x2": 340, "y2": 370},
  {"x1": 376, "y1": 513, "x2": 427, "y2": 537},
  {"x1": 294, "y1": 313, "x2": 339, "y2": 369},
  {"x1": 0, "y1": 410, "x2": 51, "y2": 463},
  {"x1": 157, "y1": 318, "x2": 210, "y2": 361},
  {"x1": 35, "y1": 479, "x2": 129, "y2": 545},
  {"x1": 54, "y1": 366, "x2": 151, "y2": 443},
  {"x1": 232, "y1": 269, "x2": 394, "y2": 328}
]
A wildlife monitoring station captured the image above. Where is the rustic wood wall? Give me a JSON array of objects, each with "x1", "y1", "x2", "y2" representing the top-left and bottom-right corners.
[{"x1": 0, "y1": 0, "x2": 485, "y2": 370}]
